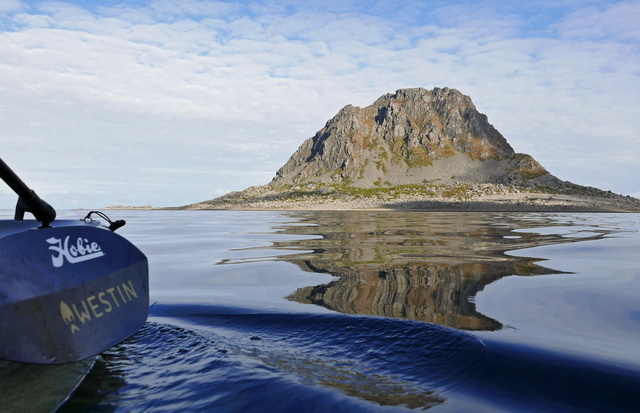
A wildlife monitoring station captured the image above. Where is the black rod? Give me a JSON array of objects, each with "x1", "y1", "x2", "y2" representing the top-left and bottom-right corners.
[{"x1": 0, "y1": 157, "x2": 56, "y2": 226}]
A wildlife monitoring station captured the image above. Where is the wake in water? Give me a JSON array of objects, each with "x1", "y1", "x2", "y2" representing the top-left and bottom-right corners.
[
  {"x1": 63, "y1": 304, "x2": 640, "y2": 412},
  {"x1": 63, "y1": 304, "x2": 486, "y2": 412}
]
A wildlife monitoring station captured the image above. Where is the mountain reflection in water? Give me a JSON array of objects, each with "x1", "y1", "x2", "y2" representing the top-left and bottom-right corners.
[{"x1": 225, "y1": 211, "x2": 608, "y2": 331}]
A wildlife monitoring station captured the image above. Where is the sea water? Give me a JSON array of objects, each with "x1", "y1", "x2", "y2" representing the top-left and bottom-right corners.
[{"x1": 38, "y1": 210, "x2": 640, "y2": 412}]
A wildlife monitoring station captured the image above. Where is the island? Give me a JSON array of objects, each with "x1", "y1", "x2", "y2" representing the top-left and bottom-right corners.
[{"x1": 183, "y1": 87, "x2": 640, "y2": 212}]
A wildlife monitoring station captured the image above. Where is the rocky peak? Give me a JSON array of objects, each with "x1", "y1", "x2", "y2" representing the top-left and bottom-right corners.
[{"x1": 272, "y1": 87, "x2": 556, "y2": 187}]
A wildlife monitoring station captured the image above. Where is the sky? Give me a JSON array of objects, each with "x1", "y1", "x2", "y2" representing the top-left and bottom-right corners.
[{"x1": 1, "y1": 0, "x2": 639, "y2": 209}]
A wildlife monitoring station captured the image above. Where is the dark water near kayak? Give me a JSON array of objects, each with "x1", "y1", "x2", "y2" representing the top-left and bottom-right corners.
[{"x1": 51, "y1": 210, "x2": 640, "y2": 412}]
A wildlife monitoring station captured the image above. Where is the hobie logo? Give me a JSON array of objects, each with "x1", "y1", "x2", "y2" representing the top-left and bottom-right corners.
[{"x1": 47, "y1": 236, "x2": 105, "y2": 267}]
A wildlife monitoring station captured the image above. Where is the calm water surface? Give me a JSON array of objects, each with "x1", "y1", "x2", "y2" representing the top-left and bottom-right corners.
[{"x1": 51, "y1": 210, "x2": 640, "y2": 412}]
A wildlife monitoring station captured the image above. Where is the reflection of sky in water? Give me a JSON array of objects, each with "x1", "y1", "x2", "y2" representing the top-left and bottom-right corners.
[
  {"x1": 479, "y1": 233, "x2": 640, "y2": 368},
  {"x1": 103, "y1": 210, "x2": 640, "y2": 370},
  {"x1": 38, "y1": 210, "x2": 640, "y2": 412}
]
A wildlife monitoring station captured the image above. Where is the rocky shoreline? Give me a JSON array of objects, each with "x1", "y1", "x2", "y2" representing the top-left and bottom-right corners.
[{"x1": 182, "y1": 182, "x2": 640, "y2": 212}]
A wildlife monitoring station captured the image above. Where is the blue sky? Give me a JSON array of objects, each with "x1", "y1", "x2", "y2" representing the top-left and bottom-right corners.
[{"x1": 1, "y1": 0, "x2": 639, "y2": 208}]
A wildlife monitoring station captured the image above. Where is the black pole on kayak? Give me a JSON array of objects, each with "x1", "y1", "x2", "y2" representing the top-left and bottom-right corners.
[{"x1": 0, "y1": 158, "x2": 56, "y2": 226}]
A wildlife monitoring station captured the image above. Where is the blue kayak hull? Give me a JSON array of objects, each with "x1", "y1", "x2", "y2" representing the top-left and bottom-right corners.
[{"x1": 0, "y1": 219, "x2": 149, "y2": 364}]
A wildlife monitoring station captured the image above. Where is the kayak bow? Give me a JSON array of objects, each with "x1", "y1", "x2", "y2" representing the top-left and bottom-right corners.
[{"x1": 0, "y1": 158, "x2": 149, "y2": 364}]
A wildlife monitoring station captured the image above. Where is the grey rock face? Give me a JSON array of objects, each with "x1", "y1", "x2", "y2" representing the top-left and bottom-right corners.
[{"x1": 272, "y1": 87, "x2": 557, "y2": 187}]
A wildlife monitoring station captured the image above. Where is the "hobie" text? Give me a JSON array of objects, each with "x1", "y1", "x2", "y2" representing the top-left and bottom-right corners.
[{"x1": 47, "y1": 235, "x2": 105, "y2": 267}]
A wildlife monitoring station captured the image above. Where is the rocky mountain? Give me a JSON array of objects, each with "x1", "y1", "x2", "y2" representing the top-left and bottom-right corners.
[
  {"x1": 185, "y1": 87, "x2": 640, "y2": 211},
  {"x1": 272, "y1": 87, "x2": 559, "y2": 188}
]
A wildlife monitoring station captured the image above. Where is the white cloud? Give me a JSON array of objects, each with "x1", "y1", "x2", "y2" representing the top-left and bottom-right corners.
[
  {"x1": 0, "y1": 0, "x2": 26, "y2": 14},
  {"x1": 559, "y1": 1, "x2": 640, "y2": 41},
  {"x1": 0, "y1": 0, "x2": 639, "y2": 208}
]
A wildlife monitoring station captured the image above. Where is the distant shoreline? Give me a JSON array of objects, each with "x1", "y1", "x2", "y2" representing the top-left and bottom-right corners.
[{"x1": 103, "y1": 205, "x2": 154, "y2": 210}]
